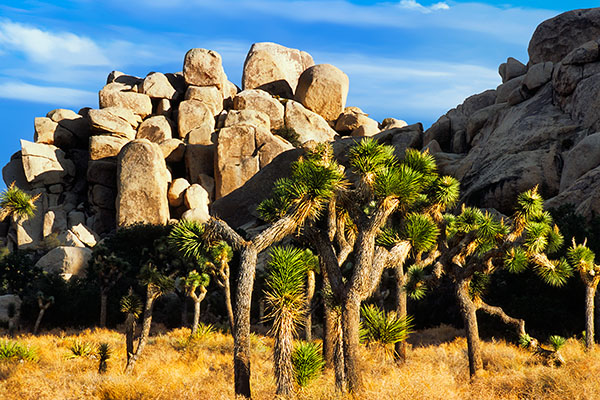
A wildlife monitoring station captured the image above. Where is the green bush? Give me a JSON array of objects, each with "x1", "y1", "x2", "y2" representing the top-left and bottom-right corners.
[
  {"x1": 291, "y1": 342, "x2": 325, "y2": 387},
  {"x1": 0, "y1": 340, "x2": 38, "y2": 362}
]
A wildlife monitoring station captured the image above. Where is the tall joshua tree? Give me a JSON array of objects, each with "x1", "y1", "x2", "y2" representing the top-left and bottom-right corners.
[
  {"x1": 177, "y1": 146, "x2": 344, "y2": 398},
  {"x1": 409, "y1": 187, "x2": 571, "y2": 378},
  {"x1": 566, "y1": 239, "x2": 600, "y2": 350},
  {"x1": 0, "y1": 182, "x2": 39, "y2": 222},
  {"x1": 120, "y1": 288, "x2": 142, "y2": 366},
  {"x1": 264, "y1": 246, "x2": 310, "y2": 397},
  {"x1": 261, "y1": 140, "x2": 459, "y2": 392}
]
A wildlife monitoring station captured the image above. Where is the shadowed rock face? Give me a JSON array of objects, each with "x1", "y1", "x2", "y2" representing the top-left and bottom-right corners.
[{"x1": 529, "y1": 8, "x2": 600, "y2": 65}]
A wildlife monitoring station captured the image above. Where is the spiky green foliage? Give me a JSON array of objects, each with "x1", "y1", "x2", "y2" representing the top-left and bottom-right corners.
[
  {"x1": 373, "y1": 164, "x2": 424, "y2": 203},
  {"x1": 431, "y1": 175, "x2": 460, "y2": 209},
  {"x1": 0, "y1": 340, "x2": 38, "y2": 362},
  {"x1": 210, "y1": 241, "x2": 233, "y2": 265},
  {"x1": 264, "y1": 246, "x2": 308, "y2": 330},
  {"x1": 169, "y1": 220, "x2": 207, "y2": 262},
  {"x1": 401, "y1": 213, "x2": 440, "y2": 253},
  {"x1": 348, "y1": 138, "x2": 396, "y2": 178},
  {"x1": 405, "y1": 265, "x2": 428, "y2": 300},
  {"x1": 519, "y1": 333, "x2": 533, "y2": 348},
  {"x1": 97, "y1": 342, "x2": 111, "y2": 374},
  {"x1": 0, "y1": 182, "x2": 38, "y2": 221},
  {"x1": 359, "y1": 304, "x2": 413, "y2": 350},
  {"x1": 548, "y1": 335, "x2": 567, "y2": 351},
  {"x1": 376, "y1": 226, "x2": 402, "y2": 249},
  {"x1": 138, "y1": 263, "x2": 174, "y2": 293},
  {"x1": 182, "y1": 270, "x2": 210, "y2": 291},
  {"x1": 468, "y1": 272, "x2": 490, "y2": 301},
  {"x1": 515, "y1": 186, "x2": 544, "y2": 222},
  {"x1": 533, "y1": 258, "x2": 572, "y2": 287},
  {"x1": 191, "y1": 322, "x2": 216, "y2": 339},
  {"x1": 67, "y1": 340, "x2": 95, "y2": 359},
  {"x1": 120, "y1": 291, "x2": 143, "y2": 319},
  {"x1": 258, "y1": 144, "x2": 344, "y2": 223},
  {"x1": 567, "y1": 240, "x2": 597, "y2": 275},
  {"x1": 292, "y1": 342, "x2": 325, "y2": 387},
  {"x1": 504, "y1": 247, "x2": 529, "y2": 273}
]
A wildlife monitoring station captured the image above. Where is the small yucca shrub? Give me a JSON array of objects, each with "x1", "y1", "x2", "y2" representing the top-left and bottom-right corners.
[
  {"x1": 191, "y1": 322, "x2": 215, "y2": 339},
  {"x1": 67, "y1": 339, "x2": 95, "y2": 359},
  {"x1": 292, "y1": 342, "x2": 325, "y2": 388},
  {"x1": 0, "y1": 340, "x2": 38, "y2": 362},
  {"x1": 360, "y1": 304, "x2": 413, "y2": 357},
  {"x1": 98, "y1": 342, "x2": 111, "y2": 374}
]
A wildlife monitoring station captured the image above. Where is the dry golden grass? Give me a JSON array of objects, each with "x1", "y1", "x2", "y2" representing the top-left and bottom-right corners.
[{"x1": 0, "y1": 324, "x2": 598, "y2": 400}]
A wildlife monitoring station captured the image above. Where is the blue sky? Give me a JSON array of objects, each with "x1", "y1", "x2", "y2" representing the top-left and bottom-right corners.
[{"x1": 0, "y1": 1, "x2": 595, "y2": 183}]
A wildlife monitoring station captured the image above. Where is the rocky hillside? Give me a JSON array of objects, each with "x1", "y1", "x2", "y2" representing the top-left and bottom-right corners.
[{"x1": 4, "y1": 8, "x2": 600, "y2": 277}]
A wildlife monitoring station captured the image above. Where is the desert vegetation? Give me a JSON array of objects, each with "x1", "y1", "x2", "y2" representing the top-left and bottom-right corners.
[{"x1": 1, "y1": 139, "x2": 600, "y2": 399}]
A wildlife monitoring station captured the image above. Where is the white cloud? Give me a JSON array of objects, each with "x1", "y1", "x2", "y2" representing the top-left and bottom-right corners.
[
  {"x1": 398, "y1": 0, "x2": 450, "y2": 13},
  {"x1": 0, "y1": 81, "x2": 97, "y2": 106},
  {"x1": 0, "y1": 19, "x2": 110, "y2": 67}
]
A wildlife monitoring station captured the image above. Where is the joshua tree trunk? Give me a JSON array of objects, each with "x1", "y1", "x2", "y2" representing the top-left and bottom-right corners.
[
  {"x1": 394, "y1": 265, "x2": 408, "y2": 363},
  {"x1": 100, "y1": 290, "x2": 108, "y2": 328},
  {"x1": 124, "y1": 313, "x2": 136, "y2": 364},
  {"x1": 332, "y1": 308, "x2": 345, "y2": 391},
  {"x1": 341, "y1": 295, "x2": 363, "y2": 393},
  {"x1": 585, "y1": 284, "x2": 597, "y2": 350},
  {"x1": 190, "y1": 286, "x2": 207, "y2": 336},
  {"x1": 33, "y1": 299, "x2": 52, "y2": 335},
  {"x1": 455, "y1": 278, "x2": 482, "y2": 378},
  {"x1": 221, "y1": 267, "x2": 235, "y2": 332},
  {"x1": 304, "y1": 269, "x2": 315, "y2": 341},
  {"x1": 323, "y1": 301, "x2": 336, "y2": 368},
  {"x1": 274, "y1": 313, "x2": 294, "y2": 397},
  {"x1": 125, "y1": 286, "x2": 159, "y2": 374},
  {"x1": 233, "y1": 246, "x2": 258, "y2": 398}
]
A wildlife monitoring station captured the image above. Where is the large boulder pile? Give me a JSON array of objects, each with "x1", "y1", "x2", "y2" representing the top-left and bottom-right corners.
[
  {"x1": 423, "y1": 7, "x2": 600, "y2": 218},
  {"x1": 0, "y1": 41, "x2": 411, "y2": 255}
]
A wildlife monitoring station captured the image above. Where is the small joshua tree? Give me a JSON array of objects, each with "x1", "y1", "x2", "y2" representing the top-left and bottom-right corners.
[
  {"x1": 120, "y1": 288, "x2": 142, "y2": 366},
  {"x1": 33, "y1": 291, "x2": 54, "y2": 335},
  {"x1": 124, "y1": 263, "x2": 174, "y2": 374},
  {"x1": 97, "y1": 342, "x2": 111, "y2": 374},
  {"x1": 566, "y1": 239, "x2": 600, "y2": 350},
  {"x1": 264, "y1": 246, "x2": 310, "y2": 398},
  {"x1": 292, "y1": 342, "x2": 325, "y2": 389},
  {"x1": 178, "y1": 270, "x2": 210, "y2": 336},
  {"x1": 359, "y1": 304, "x2": 413, "y2": 359}
]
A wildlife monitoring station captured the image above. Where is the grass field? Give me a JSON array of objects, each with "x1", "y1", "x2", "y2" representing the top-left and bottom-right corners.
[{"x1": 0, "y1": 324, "x2": 599, "y2": 400}]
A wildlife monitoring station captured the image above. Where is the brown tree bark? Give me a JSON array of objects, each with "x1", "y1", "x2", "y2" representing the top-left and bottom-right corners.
[
  {"x1": 341, "y1": 295, "x2": 363, "y2": 393},
  {"x1": 394, "y1": 265, "x2": 408, "y2": 363},
  {"x1": 274, "y1": 314, "x2": 294, "y2": 397},
  {"x1": 124, "y1": 313, "x2": 136, "y2": 364},
  {"x1": 585, "y1": 284, "x2": 596, "y2": 351},
  {"x1": 190, "y1": 286, "x2": 207, "y2": 336},
  {"x1": 125, "y1": 286, "x2": 159, "y2": 374},
  {"x1": 304, "y1": 269, "x2": 316, "y2": 341},
  {"x1": 100, "y1": 291, "x2": 108, "y2": 328},
  {"x1": 455, "y1": 278, "x2": 483, "y2": 378}
]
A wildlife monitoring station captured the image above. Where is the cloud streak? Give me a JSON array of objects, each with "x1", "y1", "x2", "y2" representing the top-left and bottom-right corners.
[{"x1": 0, "y1": 81, "x2": 97, "y2": 106}]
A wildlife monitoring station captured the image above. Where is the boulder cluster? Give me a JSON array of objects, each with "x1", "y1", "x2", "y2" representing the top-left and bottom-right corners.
[
  {"x1": 1, "y1": 42, "x2": 411, "y2": 276},
  {"x1": 423, "y1": 8, "x2": 600, "y2": 218}
]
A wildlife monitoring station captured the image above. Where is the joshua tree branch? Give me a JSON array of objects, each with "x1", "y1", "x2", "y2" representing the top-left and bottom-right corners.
[{"x1": 477, "y1": 300, "x2": 526, "y2": 336}]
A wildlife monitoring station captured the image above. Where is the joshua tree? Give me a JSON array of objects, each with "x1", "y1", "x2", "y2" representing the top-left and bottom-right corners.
[
  {"x1": 89, "y1": 244, "x2": 130, "y2": 327},
  {"x1": 174, "y1": 144, "x2": 343, "y2": 398},
  {"x1": 264, "y1": 246, "x2": 310, "y2": 397},
  {"x1": 178, "y1": 270, "x2": 210, "y2": 335},
  {"x1": 124, "y1": 263, "x2": 174, "y2": 374},
  {"x1": 170, "y1": 221, "x2": 235, "y2": 331},
  {"x1": 566, "y1": 239, "x2": 600, "y2": 350},
  {"x1": 97, "y1": 342, "x2": 111, "y2": 374},
  {"x1": 33, "y1": 291, "x2": 54, "y2": 335},
  {"x1": 0, "y1": 182, "x2": 39, "y2": 222},
  {"x1": 120, "y1": 288, "x2": 142, "y2": 365},
  {"x1": 409, "y1": 187, "x2": 571, "y2": 378},
  {"x1": 261, "y1": 140, "x2": 458, "y2": 392},
  {"x1": 292, "y1": 342, "x2": 325, "y2": 389}
]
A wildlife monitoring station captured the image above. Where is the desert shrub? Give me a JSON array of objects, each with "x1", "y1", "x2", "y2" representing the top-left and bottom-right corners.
[
  {"x1": 291, "y1": 342, "x2": 325, "y2": 387},
  {"x1": 0, "y1": 340, "x2": 38, "y2": 362},
  {"x1": 360, "y1": 304, "x2": 413, "y2": 357},
  {"x1": 67, "y1": 339, "x2": 95, "y2": 359}
]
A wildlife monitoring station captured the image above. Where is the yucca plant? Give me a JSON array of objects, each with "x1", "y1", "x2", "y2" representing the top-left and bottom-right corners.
[
  {"x1": 264, "y1": 246, "x2": 310, "y2": 397},
  {"x1": 359, "y1": 304, "x2": 413, "y2": 358},
  {"x1": 566, "y1": 239, "x2": 600, "y2": 350},
  {"x1": 292, "y1": 342, "x2": 325, "y2": 388},
  {"x1": 67, "y1": 340, "x2": 95, "y2": 359},
  {"x1": 0, "y1": 182, "x2": 39, "y2": 222},
  {"x1": 97, "y1": 342, "x2": 111, "y2": 374},
  {"x1": 0, "y1": 340, "x2": 38, "y2": 362}
]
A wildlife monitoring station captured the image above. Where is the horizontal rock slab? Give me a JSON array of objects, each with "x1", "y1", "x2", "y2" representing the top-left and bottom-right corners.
[
  {"x1": 20, "y1": 140, "x2": 75, "y2": 186},
  {"x1": 99, "y1": 83, "x2": 152, "y2": 117}
]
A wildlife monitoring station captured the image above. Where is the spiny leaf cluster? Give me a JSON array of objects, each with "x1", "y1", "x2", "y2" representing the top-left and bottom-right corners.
[
  {"x1": 291, "y1": 342, "x2": 325, "y2": 387},
  {"x1": 359, "y1": 304, "x2": 413, "y2": 347},
  {"x1": 0, "y1": 182, "x2": 38, "y2": 220}
]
